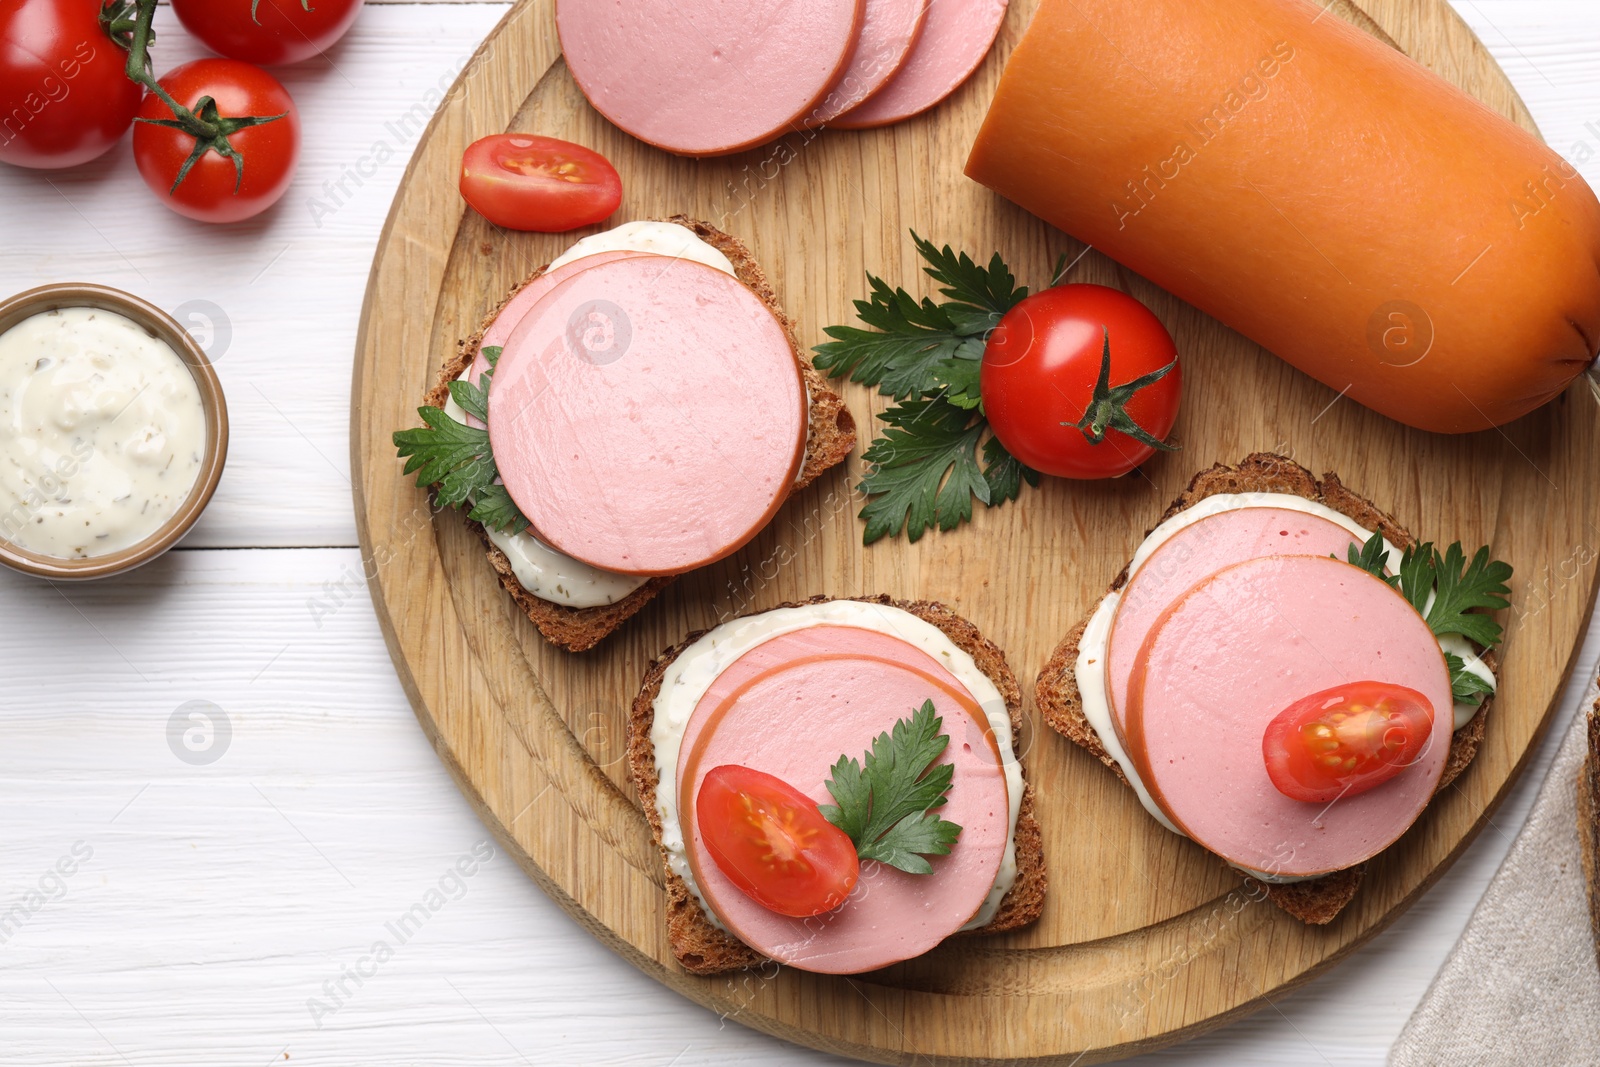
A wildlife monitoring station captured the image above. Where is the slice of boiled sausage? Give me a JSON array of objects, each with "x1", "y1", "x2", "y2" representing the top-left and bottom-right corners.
[
  {"x1": 487, "y1": 253, "x2": 807, "y2": 576},
  {"x1": 461, "y1": 250, "x2": 650, "y2": 428},
  {"x1": 832, "y1": 0, "x2": 1009, "y2": 129},
  {"x1": 1107, "y1": 507, "x2": 1362, "y2": 739},
  {"x1": 677, "y1": 624, "x2": 1010, "y2": 973},
  {"x1": 809, "y1": 0, "x2": 931, "y2": 126},
  {"x1": 556, "y1": 0, "x2": 866, "y2": 156},
  {"x1": 1125, "y1": 555, "x2": 1452, "y2": 879}
]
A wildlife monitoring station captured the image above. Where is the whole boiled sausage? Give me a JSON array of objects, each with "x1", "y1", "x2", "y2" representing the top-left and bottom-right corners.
[{"x1": 966, "y1": 0, "x2": 1600, "y2": 433}]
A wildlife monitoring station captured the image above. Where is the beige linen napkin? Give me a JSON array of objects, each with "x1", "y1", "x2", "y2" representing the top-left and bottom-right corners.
[{"x1": 1389, "y1": 695, "x2": 1600, "y2": 1066}]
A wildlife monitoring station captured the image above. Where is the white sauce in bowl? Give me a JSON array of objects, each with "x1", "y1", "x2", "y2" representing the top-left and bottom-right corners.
[{"x1": 0, "y1": 307, "x2": 206, "y2": 559}]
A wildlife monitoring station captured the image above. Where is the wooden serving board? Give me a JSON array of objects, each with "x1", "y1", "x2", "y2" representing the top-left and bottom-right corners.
[{"x1": 351, "y1": 1, "x2": 1600, "y2": 1061}]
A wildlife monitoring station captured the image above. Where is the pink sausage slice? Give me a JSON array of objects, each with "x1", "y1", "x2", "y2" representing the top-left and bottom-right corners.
[
  {"x1": 488, "y1": 254, "x2": 806, "y2": 576},
  {"x1": 679, "y1": 625, "x2": 1010, "y2": 974},
  {"x1": 809, "y1": 0, "x2": 932, "y2": 126},
  {"x1": 557, "y1": 0, "x2": 866, "y2": 156},
  {"x1": 1126, "y1": 555, "x2": 1452, "y2": 878},
  {"x1": 1106, "y1": 507, "x2": 1363, "y2": 739},
  {"x1": 459, "y1": 250, "x2": 648, "y2": 429},
  {"x1": 832, "y1": 0, "x2": 1009, "y2": 129}
]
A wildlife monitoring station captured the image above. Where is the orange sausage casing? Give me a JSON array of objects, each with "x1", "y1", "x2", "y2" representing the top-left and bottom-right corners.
[{"x1": 966, "y1": 0, "x2": 1600, "y2": 433}]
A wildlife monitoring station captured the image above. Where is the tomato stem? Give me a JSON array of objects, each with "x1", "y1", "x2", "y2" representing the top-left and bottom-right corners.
[
  {"x1": 1066, "y1": 328, "x2": 1180, "y2": 452},
  {"x1": 100, "y1": 0, "x2": 286, "y2": 195},
  {"x1": 251, "y1": 0, "x2": 318, "y2": 26}
]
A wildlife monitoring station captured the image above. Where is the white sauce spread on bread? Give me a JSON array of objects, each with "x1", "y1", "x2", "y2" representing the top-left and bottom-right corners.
[
  {"x1": 1073, "y1": 492, "x2": 1496, "y2": 883},
  {"x1": 0, "y1": 307, "x2": 204, "y2": 559},
  {"x1": 444, "y1": 221, "x2": 740, "y2": 608},
  {"x1": 547, "y1": 220, "x2": 738, "y2": 275},
  {"x1": 651, "y1": 601, "x2": 1025, "y2": 933}
]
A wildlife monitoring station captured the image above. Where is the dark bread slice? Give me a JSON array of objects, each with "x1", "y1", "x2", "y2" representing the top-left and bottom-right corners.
[
  {"x1": 1581, "y1": 702, "x2": 1600, "y2": 968},
  {"x1": 423, "y1": 216, "x2": 857, "y2": 652},
  {"x1": 626, "y1": 595, "x2": 1048, "y2": 975},
  {"x1": 1035, "y1": 452, "x2": 1494, "y2": 925}
]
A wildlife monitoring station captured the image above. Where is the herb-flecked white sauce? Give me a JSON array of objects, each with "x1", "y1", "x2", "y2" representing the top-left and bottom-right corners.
[{"x1": 0, "y1": 307, "x2": 205, "y2": 558}]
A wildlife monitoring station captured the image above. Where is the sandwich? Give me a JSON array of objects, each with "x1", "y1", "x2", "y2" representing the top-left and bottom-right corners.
[
  {"x1": 628, "y1": 595, "x2": 1046, "y2": 974},
  {"x1": 1037, "y1": 453, "x2": 1507, "y2": 923},
  {"x1": 394, "y1": 217, "x2": 856, "y2": 651}
]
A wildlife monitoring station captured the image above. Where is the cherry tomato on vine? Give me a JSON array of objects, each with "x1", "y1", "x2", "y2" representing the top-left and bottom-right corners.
[
  {"x1": 0, "y1": 0, "x2": 142, "y2": 169},
  {"x1": 696, "y1": 765, "x2": 859, "y2": 918},
  {"x1": 981, "y1": 284, "x2": 1182, "y2": 480},
  {"x1": 1262, "y1": 681, "x2": 1437, "y2": 803},
  {"x1": 459, "y1": 134, "x2": 623, "y2": 233},
  {"x1": 133, "y1": 59, "x2": 300, "y2": 224},
  {"x1": 172, "y1": 0, "x2": 364, "y2": 67}
]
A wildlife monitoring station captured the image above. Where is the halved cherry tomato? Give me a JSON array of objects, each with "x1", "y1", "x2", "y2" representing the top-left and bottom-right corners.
[
  {"x1": 696, "y1": 765, "x2": 859, "y2": 918},
  {"x1": 981, "y1": 284, "x2": 1181, "y2": 480},
  {"x1": 1262, "y1": 681, "x2": 1436, "y2": 803},
  {"x1": 459, "y1": 134, "x2": 622, "y2": 233}
]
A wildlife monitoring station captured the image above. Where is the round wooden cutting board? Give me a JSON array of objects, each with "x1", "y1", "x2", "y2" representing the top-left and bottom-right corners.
[{"x1": 351, "y1": 1, "x2": 1600, "y2": 1062}]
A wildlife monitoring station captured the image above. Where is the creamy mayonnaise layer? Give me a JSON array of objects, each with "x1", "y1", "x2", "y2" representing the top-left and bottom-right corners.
[
  {"x1": 443, "y1": 221, "x2": 740, "y2": 608},
  {"x1": 651, "y1": 601, "x2": 1025, "y2": 934},
  {"x1": 547, "y1": 219, "x2": 738, "y2": 274},
  {"x1": 1073, "y1": 492, "x2": 1498, "y2": 883}
]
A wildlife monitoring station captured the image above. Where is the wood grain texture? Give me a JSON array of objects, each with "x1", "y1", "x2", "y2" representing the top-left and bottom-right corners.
[{"x1": 349, "y1": 1, "x2": 1600, "y2": 1063}]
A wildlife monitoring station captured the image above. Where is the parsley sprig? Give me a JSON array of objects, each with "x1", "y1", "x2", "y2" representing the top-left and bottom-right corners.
[
  {"x1": 392, "y1": 346, "x2": 531, "y2": 535},
  {"x1": 815, "y1": 234, "x2": 1043, "y2": 543},
  {"x1": 1344, "y1": 533, "x2": 1512, "y2": 706},
  {"x1": 819, "y1": 700, "x2": 963, "y2": 875}
]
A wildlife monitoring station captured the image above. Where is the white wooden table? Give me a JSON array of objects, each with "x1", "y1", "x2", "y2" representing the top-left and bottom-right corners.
[{"x1": 2, "y1": 2, "x2": 1597, "y2": 1063}]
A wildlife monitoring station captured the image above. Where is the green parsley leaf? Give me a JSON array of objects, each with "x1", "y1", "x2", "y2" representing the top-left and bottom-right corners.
[
  {"x1": 1345, "y1": 531, "x2": 1395, "y2": 583},
  {"x1": 467, "y1": 484, "x2": 526, "y2": 532},
  {"x1": 819, "y1": 700, "x2": 964, "y2": 876},
  {"x1": 1423, "y1": 542, "x2": 1512, "y2": 648},
  {"x1": 857, "y1": 397, "x2": 992, "y2": 544},
  {"x1": 1445, "y1": 652, "x2": 1496, "y2": 706},
  {"x1": 391, "y1": 346, "x2": 529, "y2": 535},
  {"x1": 1341, "y1": 531, "x2": 1512, "y2": 655},
  {"x1": 1394, "y1": 542, "x2": 1437, "y2": 616},
  {"x1": 982, "y1": 434, "x2": 1039, "y2": 505},
  {"x1": 812, "y1": 232, "x2": 1028, "y2": 401}
]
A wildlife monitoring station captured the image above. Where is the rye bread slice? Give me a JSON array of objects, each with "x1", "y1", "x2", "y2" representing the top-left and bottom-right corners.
[
  {"x1": 421, "y1": 217, "x2": 857, "y2": 652},
  {"x1": 1580, "y1": 702, "x2": 1600, "y2": 968},
  {"x1": 1034, "y1": 452, "x2": 1494, "y2": 925},
  {"x1": 626, "y1": 595, "x2": 1048, "y2": 976}
]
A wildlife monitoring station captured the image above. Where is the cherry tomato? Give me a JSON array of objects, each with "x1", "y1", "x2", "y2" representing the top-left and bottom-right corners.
[
  {"x1": 172, "y1": 0, "x2": 364, "y2": 67},
  {"x1": 981, "y1": 284, "x2": 1182, "y2": 480},
  {"x1": 0, "y1": 0, "x2": 142, "y2": 169},
  {"x1": 696, "y1": 765, "x2": 859, "y2": 918},
  {"x1": 1262, "y1": 681, "x2": 1437, "y2": 803},
  {"x1": 459, "y1": 134, "x2": 622, "y2": 233},
  {"x1": 132, "y1": 59, "x2": 300, "y2": 224}
]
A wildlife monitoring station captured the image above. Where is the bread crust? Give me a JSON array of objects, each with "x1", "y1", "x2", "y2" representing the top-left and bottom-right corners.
[
  {"x1": 1034, "y1": 452, "x2": 1496, "y2": 925},
  {"x1": 420, "y1": 217, "x2": 857, "y2": 652},
  {"x1": 626, "y1": 595, "x2": 1047, "y2": 976},
  {"x1": 1580, "y1": 702, "x2": 1600, "y2": 968}
]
